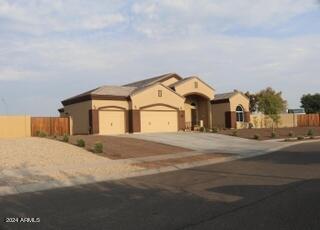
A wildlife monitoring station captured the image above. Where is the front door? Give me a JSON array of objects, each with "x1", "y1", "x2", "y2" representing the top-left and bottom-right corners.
[{"x1": 191, "y1": 108, "x2": 197, "y2": 128}]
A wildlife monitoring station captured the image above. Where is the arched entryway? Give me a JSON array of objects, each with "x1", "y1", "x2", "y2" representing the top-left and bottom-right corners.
[{"x1": 184, "y1": 93, "x2": 211, "y2": 130}]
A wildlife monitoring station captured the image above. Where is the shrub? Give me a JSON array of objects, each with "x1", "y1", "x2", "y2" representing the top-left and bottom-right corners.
[
  {"x1": 232, "y1": 130, "x2": 238, "y2": 136},
  {"x1": 94, "y1": 142, "x2": 103, "y2": 153},
  {"x1": 62, "y1": 134, "x2": 69, "y2": 143},
  {"x1": 199, "y1": 127, "x2": 205, "y2": 132},
  {"x1": 288, "y1": 131, "x2": 294, "y2": 138},
  {"x1": 35, "y1": 130, "x2": 41, "y2": 137},
  {"x1": 211, "y1": 128, "x2": 218, "y2": 133},
  {"x1": 39, "y1": 131, "x2": 47, "y2": 138},
  {"x1": 253, "y1": 134, "x2": 260, "y2": 140},
  {"x1": 271, "y1": 131, "x2": 277, "y2": 138},
  {"x1": 297, "y1": 136, "x2": 304, "y2": 141},
  {"x1": 248, "y1": 123, "x2": 254, "y2": 129},
  {"x1": 307, "y1": 129, "x2": 314, "y2": 137},
  {"x1": 76, "y1": 139, "x2": 85, "y2": 148},
  {"x1": 284, "y1": 138, "x2": 291, "y2": 142}
]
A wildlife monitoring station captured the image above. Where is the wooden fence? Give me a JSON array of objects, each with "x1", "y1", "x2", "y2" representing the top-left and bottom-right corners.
[
  {"x1": 297, "y1": 114, "x2": 320, "y2": 127},
  {"x1": 31, "y1": 117, "x2": 70, "y2": 136}
]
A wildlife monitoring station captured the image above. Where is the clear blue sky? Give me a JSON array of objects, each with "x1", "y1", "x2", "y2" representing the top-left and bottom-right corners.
[{"x1": 0, "y1": 0, "x2": 319, "y2": 115}]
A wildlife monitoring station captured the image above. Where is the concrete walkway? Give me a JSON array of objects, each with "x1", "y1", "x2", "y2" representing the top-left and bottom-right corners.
[{"x1": 125, "y1": 132, "x2": 291, "y2": 157}]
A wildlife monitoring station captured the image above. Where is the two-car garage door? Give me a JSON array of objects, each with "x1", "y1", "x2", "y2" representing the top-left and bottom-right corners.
[
  {"x1": 98, "y1": 106, "x2": 178, "y2": 135},
  {"x1": 141, "y1": 110, "x2": 178, "y2": 133}
]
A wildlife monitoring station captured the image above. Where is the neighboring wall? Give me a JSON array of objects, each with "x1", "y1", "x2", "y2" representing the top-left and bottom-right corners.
[
  {"x1": 251, "y1": 113, "x2": 298, "y2": 128},
  {"x1": 0, "y1": 116, "x2": 31, "y2": 138}
]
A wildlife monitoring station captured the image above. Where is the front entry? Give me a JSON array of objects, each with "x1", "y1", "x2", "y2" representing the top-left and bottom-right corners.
[{"x1": 191, "y1": 108, "x2": 197, "y2": 127}]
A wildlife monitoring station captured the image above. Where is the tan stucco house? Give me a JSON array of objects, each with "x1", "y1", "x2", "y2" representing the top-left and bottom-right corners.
[{"x1": 59, "y1": 73, "x2": 250, "y2": 135}]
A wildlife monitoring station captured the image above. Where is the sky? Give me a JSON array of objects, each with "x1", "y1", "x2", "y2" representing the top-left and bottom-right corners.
[{"x1": 0, "y1": 0, "x2": 319, "y2": 115}]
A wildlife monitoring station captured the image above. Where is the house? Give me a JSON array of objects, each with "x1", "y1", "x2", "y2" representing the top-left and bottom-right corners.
[
  {"x1": 59, "y1": 73, "x2": 250, "y2": 135},
  {"x1": 211, "y1": 91, "x2": 251, "y2": 129}
]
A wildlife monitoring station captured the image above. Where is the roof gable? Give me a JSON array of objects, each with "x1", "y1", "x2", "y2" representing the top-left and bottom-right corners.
[{"x1": 130, "y1": 82, "x2": 185, "y2": 99}]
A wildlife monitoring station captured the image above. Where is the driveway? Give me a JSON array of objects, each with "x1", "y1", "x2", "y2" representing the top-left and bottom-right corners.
[{"x1": 126, "y1": 132, "x2": 290, "y2": 157}]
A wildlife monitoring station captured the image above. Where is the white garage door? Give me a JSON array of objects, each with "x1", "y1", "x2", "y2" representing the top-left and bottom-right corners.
[
  {"x1": 141, "y1": 111, "x2": 178, "y2": 133},
  {"x1": 99, "y1": 110, "x2": 125, "y2": 135}
]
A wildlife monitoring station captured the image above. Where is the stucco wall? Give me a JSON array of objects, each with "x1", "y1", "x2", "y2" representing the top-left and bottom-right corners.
[
  {"x1": 64, "y1": 101, "x2": 92, "y2": 134},
  {"x1": 131, "y1": 84, "x2": 185, "y2": 110},
  {"x1": 0, "y1": 116, "x2": 31, "y2": 138},
  {"x1": 251, "y1": 113, "x2": 298, "y2": 128},
  {"x1": 92, "y1": 99, "x2": 130, "y2": 110},
  {"x1": 212, "y1": 103, "x2": 231, "y2": 128},
  {"x1": 229, "y1": 94, "x2": 250, "y2": 112},
  {"x1": 175, "y1": 78, "x2": 214, "y2": 100}
]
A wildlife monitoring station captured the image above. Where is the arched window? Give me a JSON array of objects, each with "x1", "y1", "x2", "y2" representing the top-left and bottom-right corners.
[{"x1": 236, "y1": 105, "x2": 244, "y2": 122}]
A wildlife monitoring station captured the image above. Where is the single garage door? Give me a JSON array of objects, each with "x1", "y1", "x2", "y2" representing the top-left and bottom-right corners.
[
  {"x1": 141, "y1": 110, "x2": 178, "y2": 133},
  {"x1": 99, "y1": 110, "x2": 125, "y2": 135}
]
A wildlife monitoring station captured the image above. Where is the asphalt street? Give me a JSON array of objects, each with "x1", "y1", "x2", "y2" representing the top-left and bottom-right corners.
[{"x1": 0, "y1": 141, "x2": 319, "y2": 230}]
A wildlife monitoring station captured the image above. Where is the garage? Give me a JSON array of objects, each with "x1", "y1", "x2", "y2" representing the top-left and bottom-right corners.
[
  {"x1": 141, "y1": 109, "x2": 178, "y2": 133},
  {"x1": 99, "y1": 110, "x2": 125, "y2": 135}
]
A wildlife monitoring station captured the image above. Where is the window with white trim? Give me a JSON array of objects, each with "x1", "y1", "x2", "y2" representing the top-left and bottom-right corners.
[{"x1": 236, "y1": 105, "x2": 244, "y2": 122}]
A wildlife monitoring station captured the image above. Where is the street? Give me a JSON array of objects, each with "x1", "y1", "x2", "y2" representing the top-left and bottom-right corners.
[{"x1": 1, "y1": 141, "x2": 320, "y2": 230}]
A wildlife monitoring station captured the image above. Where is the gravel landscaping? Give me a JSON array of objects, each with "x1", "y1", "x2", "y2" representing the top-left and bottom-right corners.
[
  {"x1": 0, "y1": 137, "x2": 110, "y2": 170},
  {"x1": 68, "y1": 135, "x2": 191, "y2": 159},
  {"x1": 217, "y1": 127, "x2": 320, "y2": 140},
  {"x1": 0, "y1": 137, "x2": 143, "y2": 191}
]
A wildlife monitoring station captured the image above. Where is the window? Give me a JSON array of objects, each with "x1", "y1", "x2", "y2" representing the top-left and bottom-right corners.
[
  {"x1": 236, "y1": 105, "x2": 244, "y2": 122},
  {"x1": 158, "y1": 90, "x2": 162, "y2": 97},
  {"x1": 194, "y1": 81, "x2": 198, "y2": 88}
]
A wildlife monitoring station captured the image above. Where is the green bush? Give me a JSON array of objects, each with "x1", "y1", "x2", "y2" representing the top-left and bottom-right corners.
[
  {"x1": 76, "y1": 139, "x2": 85, "y2": 147},
  {"x1": 271, "y1": 131, "x2": 277, "y2": 138},
  {"x1": 253, "y1": 134, "x2": 260, "y2": 140},
  {"x1": 39, "y1": 131, "x2": 47, "y2": 138},
  {"x1": 211, "y1": 128, "x2": 218, "y2": 133},
  {"x1": 288, "y1": 131, "x2": 294, "y2": 138},
  {"x1": 307, "y1": 129, "x2": 314, "y2": 137},
  {"x1": 93, "y1": 142, "x2": 103, "y2": 153},
  {"x1": 62, "y1": 134, "x2": 69, "y2": 143},
  {"x1": 199, "y1": 127, "x2": 206, "y2": 132},
  {"x1": 232, "y1": 130, "x2": 238, "y2": 136},
  {"x1": 297, "y1": 136, "x2": 304, "y2": 141}
]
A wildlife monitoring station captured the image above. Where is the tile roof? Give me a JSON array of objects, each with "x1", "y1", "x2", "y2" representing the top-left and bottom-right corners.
[
  {"x1": 123, "y1": 73, "x2": 181, "y2": 88},
  {"x1": 213, "y1": 92, "x2": 238, "y2": 101}
]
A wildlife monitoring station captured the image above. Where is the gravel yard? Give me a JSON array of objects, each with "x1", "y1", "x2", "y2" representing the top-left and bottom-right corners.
[
  {"x1": 0, "y1": 137, "x2": 111, "y2": 170},
  {"x1": 0, "y1": 137, "x2": 143, "y2": 191}
]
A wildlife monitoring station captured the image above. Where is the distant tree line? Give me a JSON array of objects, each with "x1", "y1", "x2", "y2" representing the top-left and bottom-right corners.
[{"x1": 300, "y1": 94, "x2": 320, "y2": 114}]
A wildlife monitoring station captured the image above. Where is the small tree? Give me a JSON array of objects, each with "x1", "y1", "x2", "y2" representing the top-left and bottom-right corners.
[
  {"x1": 301, "y1": 93, "x2": 320, "y2": 114},
  {"x1": 245, "y1": 91, "x2": 258, "y2": 113},
  {"x1": 256, "y1": 87, "x2": 287, "y2": 131}
]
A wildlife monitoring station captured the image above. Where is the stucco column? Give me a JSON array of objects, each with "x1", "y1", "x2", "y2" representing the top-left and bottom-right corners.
[
  {"x1": 89, "y1": 109, "x2": 99, "y2": 134},
  {"x1": 208, "y1": 101, "x2": 213, "y2": 129}
]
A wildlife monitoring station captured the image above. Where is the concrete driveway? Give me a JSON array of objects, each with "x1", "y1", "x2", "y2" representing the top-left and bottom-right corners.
[{"x1": 126, "y1": 132, "x2": 290, "y2": 157}]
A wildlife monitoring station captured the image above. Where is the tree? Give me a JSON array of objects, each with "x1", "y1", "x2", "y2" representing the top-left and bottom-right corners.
[
  {"x1": 301, "y1": 93, "x2": 320, "y2": 114},
  {"x1": 245, "y1": 91, "x2": 258, "y2": 112},
  {"x1": 256, "y1": 87, "x2": 287, "y2": 131}
]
